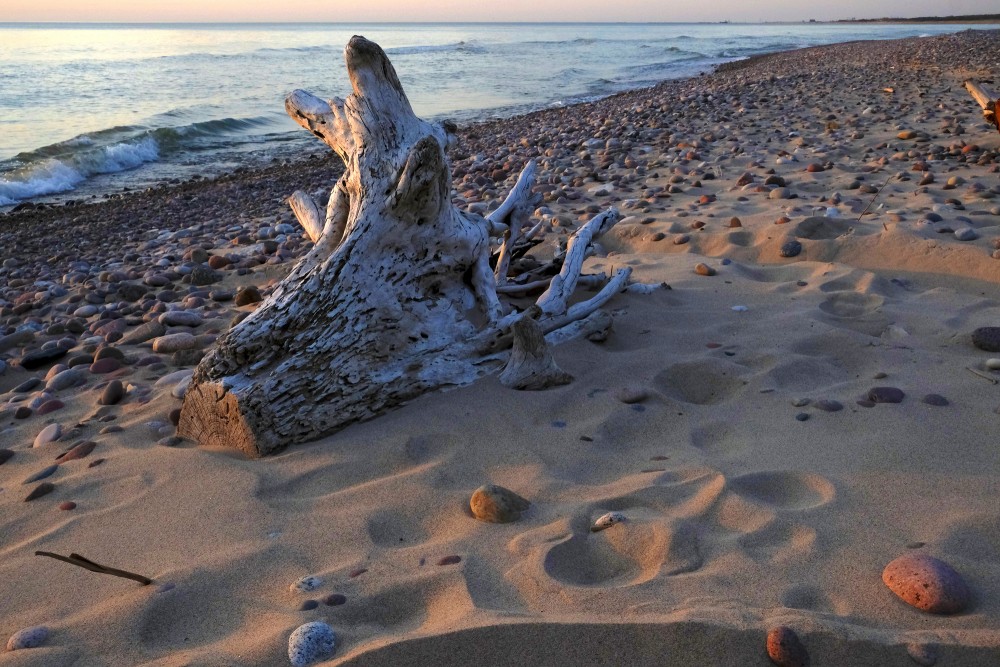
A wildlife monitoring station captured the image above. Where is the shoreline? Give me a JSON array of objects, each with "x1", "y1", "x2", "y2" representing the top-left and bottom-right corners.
[{"x1": 2, "y1": 29, "x2": 1000, "y2": 666}]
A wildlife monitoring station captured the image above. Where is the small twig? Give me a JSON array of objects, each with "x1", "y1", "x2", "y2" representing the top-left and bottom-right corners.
[
  {"x1": 858, "y1": 173, "x2": 894, "y2": 222},
  {"x1": 35, "y1": 551, "x2": 153, "y2": 585},
  {"x1": 966, "y1": 367, "x2": 999, "y2": 385}
]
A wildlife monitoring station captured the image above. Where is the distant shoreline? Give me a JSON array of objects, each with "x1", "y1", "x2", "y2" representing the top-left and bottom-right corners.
[{"x1": 835, "y1": 14, "x2": 1000, "y2": 24}]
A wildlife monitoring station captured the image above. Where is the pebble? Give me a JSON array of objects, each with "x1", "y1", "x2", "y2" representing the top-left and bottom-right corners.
[
  {"x1": 235, "y1": 285, "x2": 263, "y2": 306},
  {"x1": 120, "y1": 320, "x2": 166, "y2": 345},
  {"x1": 986, "y1": 358, "x2": 1000, "y2": 370},
  {"x1": 795, "y1": 413, "x2": 809, "y2": 421},
  {"x1": 99, "y1": 380, "x2": 125, "y2": 405},
  {"x1": 36, "y1": 399, "x2": 65, "y2": 415},
  {"x1": 906, "y1": 642, "x2": 940, "y2": 666},
  {"x1": 290, "y1": 575, "x2": 322, "y2": 593},
  {"x1": 791, "y1": 398, "x2": 810, "y2": 407},
  {"x1": 152, "y1": 333, "x2": 198, "y2": 353},
  {"x1": 813, "y1": 399, "x2": 843, "y2": 412},
  {"x1": 88, "y1": 458, "x2": 106, "y2": 468},
  {"x1": 89, "y1": 357, "x2": 121, "y2": 374},
  {"x1": 766, "y1": 626, "x2": 808, "y2": 667},
  {"x1": 694, "y1": 262, "x2": 716, "y2": 276},
  {"x1": 288, "y1": 621, "x2": 336, "y2": 667},
  {"x1": 24, "y1": 482, "x2": 55, "y2": 502},
  {"x1": 954, "y1": 227, "x2": 979, "y2": 241},
  {"x1": 57, "y1": 440, "x2": 97, "y2": 463},
  {"x1": 882, "y1": 554, "x2": 971, "y2": 614},
  {"x1": 971, "y1": 327, "x2": 1000, "y2": 352},
  {"x1": 34, "y1": 423, "x2": 62, "y2": 447},
  {"x1": 45, "y1": 368, "x2": 85, "y2": 392},
  {"x1": 59, "y1": 501, "x2": 77, "y2": 511},
  {"x1": 779, "y1": 240, "x2": 802, "y2": 258},
  {"x1": 868, "y1": 386, "x2": 905, "y2": 403},
  {"x1": 470, "y1": 484, "x2": 530, "y2": 523},
  {"x1": 156, "y1": 436, "x2": 185, "y2": 447},
  {"x1": 922, "y1": 394, "x2": 949, "y2": 407},
  {"x1": 437, "y1": 555, "x2": 462, "y2": 566},
  {"x1": 12, "y1": 377, "x2": 42, "y2": 393},
  {"x1": 298, "y1": 599, "x2": 319, "y2": 611},
  {"x1": 323, "y1": 593, "x2": 346, "y2": 606},
  {"x1": 615, "y1": 387, "x2": 649, "y2": 404},
  {"x1": 5, "y1": 625, "x2": 49, "y2": 651},
  {"x1": 591, "y1": 511, "x2": 626, "y2": 532},
  {"x1": 20, "y1": 348, "x2": 68, "y2": 370},
  {"x1": 14, "y1": 406, "x2": 32, "y2": 419},
  {"x1": 23, "y1": 465, "x2": 58, "y2": 484},
  {"x1": 158, "y1": 310, "x2": 203, "y2": 327}
]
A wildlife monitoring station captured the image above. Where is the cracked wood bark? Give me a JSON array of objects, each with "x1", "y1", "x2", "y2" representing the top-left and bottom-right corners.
[{"x1": 178, "y1": 36, "x2": 630, "y2": 457}]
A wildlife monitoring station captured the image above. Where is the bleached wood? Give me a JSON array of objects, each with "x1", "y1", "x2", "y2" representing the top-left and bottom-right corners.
[
  {"x1": 536, "y1": 209, "x2": 620, "y2": 315},
  {"x1": 499, "y1": 310, "x2": 573, "y2": 390},
  {"x1": 178, "y1": 35, "x2": 633, "y2": 457},
  {"x1": 964, "y1": 79, "x2": 999, "y2": 132}
]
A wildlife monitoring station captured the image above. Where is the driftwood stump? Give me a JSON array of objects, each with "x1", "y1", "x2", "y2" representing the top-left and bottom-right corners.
[{"x1": 178, "y1": 36, "x2": 631, "y2": 457}]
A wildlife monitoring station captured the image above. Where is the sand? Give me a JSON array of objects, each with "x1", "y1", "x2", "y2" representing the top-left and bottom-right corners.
[{"x1": 2, "y1": 29, "x2": 1000, "y2": 666}]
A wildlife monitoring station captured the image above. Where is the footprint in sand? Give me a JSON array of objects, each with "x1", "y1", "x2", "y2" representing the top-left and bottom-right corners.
[
  {"x1": 653, "y1": 358, "x2": 749, "y2": 405},
  {"x1": 727, "y1": 471, "x2": 835, "y2": 511}
]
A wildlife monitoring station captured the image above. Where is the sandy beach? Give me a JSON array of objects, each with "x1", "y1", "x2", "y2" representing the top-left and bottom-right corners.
[{"x1": 2, "y1": 28, "x2": 1000, "y2": 666}]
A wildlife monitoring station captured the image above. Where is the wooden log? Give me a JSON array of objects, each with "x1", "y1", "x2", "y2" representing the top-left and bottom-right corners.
[
  {"x1": 964, "y1": 79, "x2": 1000, "y2": 133},
  {"x1": 178, "y1": 36, "x2": 633, "y2": 457}
]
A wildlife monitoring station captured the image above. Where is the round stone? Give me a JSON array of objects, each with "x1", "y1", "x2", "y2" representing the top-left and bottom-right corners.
[
  {"x1": 882, "y1": 554, "x2": 971, "y2": 614},
  {"x1": 235, "y1": 286, "x2": 263, "y2": 306},
  {"x1": 972, "y1": 327, "x2": 1000, "y2": 352},
  {"x1": 99, "y1": 380, "x2": 125, "y2": 406},
  {"x1": 89, "y1": 357, "x2": 121, "y2": 374},
  {"x1": 59, "y1": 501, "x2": 77, "y2": 511},
  {"x1": 922, "y1": 394, "x2": 949, "y2": 407},
  {"x1": 694, "y1": 262, "x2": 716, "y2": 276},
  {"x1": 288, "y1": 621, "x2": 336, "y2": 667},
  {"x1": 33, "y1": 423, "x2": 62, "y2": 448},
  {"x1": 469, "y1": 484, "x2": 530, "y2": 523},
  {"x1": 6, "y1": 625, "x2": 49, "y2": 651},
  {"x1": 766, "y1": 626, "x2": 808, "y2": 667},
  {"x1": 868, "y1": 387, "x2": 905, "y2": 403},
  {"x1": 780, "y1": 240, "x2": 802, "y2": 258},
  {"x1": 954, "y1": 227, "x2": 979, "y2": 241}
]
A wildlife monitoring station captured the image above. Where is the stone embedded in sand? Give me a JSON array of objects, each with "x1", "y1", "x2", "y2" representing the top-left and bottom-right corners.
[
  {"x1": 922, "y1": 394, "x2": 949, "y2": 407},
  {"x1": 972, "y1": 327, "x2": 1000, "y2": 352},
  {"x1": 298, "y1": 600, "x2": 319, "y2": 611},
  {"x1": 14, "y1": 406, "x2": 31, "y2": 419},
  {"x1": 986, "y1": 358, "x2": 1000, "y2": 370},
  {"x1": 152, "y1": 333, "x2": 198, "y2": 353},
  {"x1": 121, "y1": 320, "x2": 166, "y2": 345},
  {"x1": 45, "y1": 368, "x2": 84, "y2": 392},
  {"x1": 906, "y1": 642, "x2": 939, "y2": 666},
  {"x1": 57, "y1": 441, "x2": 97, "y2": 463},
  {"x1": 59, "y1": 501, "x2": 77, "y2": 511},
  {"x1": 34, "y1": 423, "x2": 62, "y2": 448},
  {"x1": 24, "y1": 482, "x2": 55, "y2": 502},
  {"x1": 288, "y1": 621, "x2": 336, "y2": 667},
  {"x1": 190, "y1": 265, "x2": 222, "y2": 286},
  {"x1": 158, "y1": 310, "x2": 203, "y2": 327},
  {"x1": 954, "y1": 228, "x2": 978, "y2": 241},
  {"x1": 36, "y1": 399, "x2": 65, "y2": 415},
  {"x1": 805, "y1": 163, "x2": 825, "y2": 173},
  {"x1": 615, "y1": 387, "x2": 649, "y2": 404},
  {"x1": 694, "y1": 263, "x2": 716, "y2": 276},
  {"x1": 882, "y1": 554, "x2": 971, "y2": 614},
  {"x1": 470, "y1": 484, "x2": 530, "y2": 523},
  {"x1": 20, "y1": 348, "x2": 68, "y2": 370},
  {"x1": 6, "y1": 625, "x2": 49, "y2": 651},
  {"x1": 770, "y1": 187, "x2": 790, "y2": 200},
  {"x1": 99, "y1": 380, "x2": 125, "y2": 405},
  {"x1": 89, "y1": 357, "x2": 121, "y2": 374},
  {"x1": 868, "y1": 386, "x2": 905, "y2": 404},
  {"x1": 813, "y1": 399, "x2": 843, "y2": 412},
  {"x1": 437, "y1": 555, "x2": 462, "y2": 566},
  {"x1": 22, "y1": 464, "x2": 58, "y2": 484},
  {"x1": 728, "y1": 216, "x2": 743, "y2": 228},
  {"x1": 897, "y1": 130, "x2": 917, "y2": 140},
  {"x1": 290, "y1": 575, "x2": 322, "y2": 593},
  {"x1": 13, "y1": 377, "x2": 42, "y2": 393},
  {"x1": 235, "y1": 285, "x2": 263, "y2": 306},
  {"x1": 673, "y1": 233, "x2": 690, "y2": 245},
  {"x1": 323, "y1": 593, "x2": 346, "y2": 606},
  {"x1": 766, "y1": 626, "x2": 808, "y2": 667},
  {"x1": 591, "y1": 511, "x2": 626, "y2": 533},
  {"x1": 780, "y1": 240, "x2": 802, "y2": 258}
]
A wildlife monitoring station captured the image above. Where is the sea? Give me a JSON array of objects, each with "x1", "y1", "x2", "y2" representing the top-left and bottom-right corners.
[{"x1": 0, "y1": 22, "x2": 991, "y2": 208}]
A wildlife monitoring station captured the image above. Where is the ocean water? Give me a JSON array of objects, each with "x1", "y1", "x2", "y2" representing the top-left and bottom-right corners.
[{"x1": 0, "y1": 22, "x2": 989, "y2": 207}]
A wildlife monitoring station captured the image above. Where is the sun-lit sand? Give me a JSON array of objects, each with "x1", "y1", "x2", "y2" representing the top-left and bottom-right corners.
[{"x1": 2, "y1": 29, "x2": 1000, "y2": 666}]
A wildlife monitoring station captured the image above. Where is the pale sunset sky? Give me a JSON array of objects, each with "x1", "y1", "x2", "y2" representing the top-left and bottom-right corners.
[{"x1": 3, "y1": 0, "x2": 998, "y2": 23}]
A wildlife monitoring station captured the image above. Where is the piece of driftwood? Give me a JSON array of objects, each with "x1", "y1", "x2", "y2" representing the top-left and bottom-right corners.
[
  {"x1": 964, "y1": 79, "x2": 1000, "y2": 133},
  {"x1": 35, "y1": 551, "x2": 152, "y2": 585},
  {"x1": 178, "y1": 36, "x2": 632, "y2": 457}
]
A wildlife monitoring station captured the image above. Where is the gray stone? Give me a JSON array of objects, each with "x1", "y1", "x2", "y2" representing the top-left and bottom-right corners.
[
  {"x1": 152, "y1": 333, "x2": 198, "y2": 353},
  {"x1": 120, "y1": 320, "x2": 166, "y2": 345},
  {"x1": 158, "y1": 310, "x2": 203, "y2": 327},
  {"x1": 33, "y1": 423, "x2": 62, "y2": 448},
  {"x1": 288, "y1": 621, "x2": 336, "y2": 667},
  {"x1": 45, "y1": 368, "x2": 85, "y2": 392},
  {"x1": 6, "y1": 625, "x2": 49, "y2": 651}
]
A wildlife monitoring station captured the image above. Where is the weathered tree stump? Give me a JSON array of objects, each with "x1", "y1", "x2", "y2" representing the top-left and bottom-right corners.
[{"x1": 178, "y1": 36, "x2": 632, "y2": 457}]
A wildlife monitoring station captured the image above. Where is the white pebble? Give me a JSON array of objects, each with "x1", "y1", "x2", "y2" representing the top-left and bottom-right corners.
[
  {"x1": 6, "y1": 625, "x2": 48, "y2": 651},
  {"x1": 33, "y1": 423, "x2": 62, "y2": 448},
  {"x1": 591, "y1": 511, "x2": 627, "y2": 533},
  {"x1": 290, "y1": 575, "x2": 322, "y2": 593},
  {"x1": 986, "y1": 359, "x2": 1000, "y2": 371},
  {"x1": 288, "y1": 621, "x2": 336, "y2": 667}
]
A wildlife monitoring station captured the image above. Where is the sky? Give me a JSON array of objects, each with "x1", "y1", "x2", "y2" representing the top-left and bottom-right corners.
[{"x1": 3, "y1": 0, "x2": 997, "y2": 23}]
